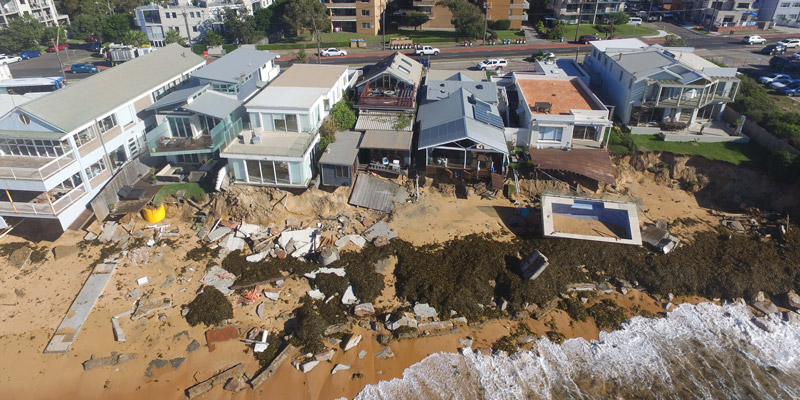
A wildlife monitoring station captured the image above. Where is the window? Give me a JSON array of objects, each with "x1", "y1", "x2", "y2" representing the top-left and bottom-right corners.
[
  {"x1": 211, "y1": 83, "x2": 239, "y2": 94},
  {"x1": 193, "y1": 26, "x2": 198, "y2": 32},
  {"x1": 791, "y1": 14, "x2": 799, "y2": 19},
  {"x1": 509, "y1": 9, "x2": 512, "y2": 15},
  {"x1": 172, "y1": 12, "x2": 177, "y2": 18},
  {"x1": 72, "y1": 126, "x2": 97, "y2": 147},
  {"x1": 127, "y1": 136, "x2": 140, "y2": 157},
  {"x1": 539, "y1": 126, "x2": 563, "y2": 141},
  {"x1": 97, "y1": 113, "x2": 118, "y2": 134},
  {"x1": 629, "y1": 78, "x2": 633, "y2": 90},
  {"x1": 361, "y1": 9, "x2": 369, "y2": 16},
  {"x1": 361, "y1": 22, "x2": 370, "y2": 29},
  {"x1": 168, "y1": 117, "x2": 192, "y2": 137},
  {"x1": 781, "y1": 2, "x2": 791, "y2": 6},
  {"x1": 794, "y1": 2, "x2": 800, "y2": 6},
  {"x1": 777, "y1": 14, "x2": 787, "y2": 19},
  {"x1": 335, "y1": 165, "x2": 349, "y2": 178},
  {"x1": 189, "y1": 11, "x2": 195, "y2": 17},
  {"x1": 324, "y1": 98, "x2": 331, "y2": 111},
  {"x1": 165, "y1": 12, "x2": 170, "y2": 18},
  {"x1": 85, "y1": 158, "x2": 107, "y2": 179}
]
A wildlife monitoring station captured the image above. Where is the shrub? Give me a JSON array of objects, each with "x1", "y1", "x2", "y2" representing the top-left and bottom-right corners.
[
  {"x1": 330, "y1": 100, "x2": 356, "y2": 131},
  {"x1": 185, "y1": 287, "x2": 233, "y2": 327},
  {"x1": 490, "y1": 19, "x2": 511, "y2": 30}
]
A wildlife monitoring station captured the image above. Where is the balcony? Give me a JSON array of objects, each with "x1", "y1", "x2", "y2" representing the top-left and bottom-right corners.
[
  {"x1": 511, "y1": 1, "x2": 530, "y2": 9},
  {"x1": 221, "y1": 129, "x2": 317, "y2": 161},
  {"x1": 414, "y1": 0, "x2": 436, "y2": 6},
  {"x1": 330, "y1": 14, "x2": 358, "y2": 20},
  {"x1": 147, "y1": 118, "x2": 243, "y2": 157},
  {"x1": 0, "y1": 151, "x2": 76, "y2": 181},
  {"x1": 356, "y1": 80, "x2": 415, "y2": 110},
  {"x1": 0, "y1": 185, "x2": 87, "y2": 217},
  {"x1": 29, "y1": 0, "x2": 49, "y2": 9}
]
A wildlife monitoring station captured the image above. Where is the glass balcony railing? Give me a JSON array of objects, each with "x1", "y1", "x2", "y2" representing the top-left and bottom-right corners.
[
  {"x1": 0, "y1": 150, "x2": 76, "y2": 181},
  {"x1": 147, "y1": 118, "x2": 243, "y2": 157},
  {"x1": 0, "y1": 185, "x2": 87, "y2": 216}
]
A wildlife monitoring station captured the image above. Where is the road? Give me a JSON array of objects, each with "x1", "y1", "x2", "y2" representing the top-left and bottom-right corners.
[{"x1": 8, "y1": 43, "x2": 102, "y2": 82}]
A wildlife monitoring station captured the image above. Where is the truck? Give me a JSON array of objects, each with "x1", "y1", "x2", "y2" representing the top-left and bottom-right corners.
[
  {"x1": 414, "y1": 45, "x2": 440, "y2": 56},
  {"x1": 107, "y1": 44, "x2": 156, "y2": 65}
]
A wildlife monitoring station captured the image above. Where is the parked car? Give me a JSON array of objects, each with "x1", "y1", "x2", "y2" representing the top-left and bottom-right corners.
[
  {"x1": 320, "y1": 48, "x2": 347, "y2": 57},
  {"x1": 778, "y1": 38, "x2": 800, "y2": 48},
  {"x1": 89, "y1": 42, "x2": 102, "y2": 52},
  {"x1": 70, "y1": 63, "x2": 98, "y2": 73},
  {"x1": 414, "y1": 45, "x2": 440, "y2": 56},
  {"x1": 19, "y1": 50, "x2": 40, "y2": 59},
  {"x1": 579, "y1": 35, "x2": 601, "y2": 44},
  {"x1": 759, "y1": 73, "x2": 790, "y2": 84},
  {"x1": 46, "y1": 44, "x2": 68, "y2": 52},
  {"x1": 761, "y1": 43, "x2": 787, "y2": 55},
  {"x1": 778, "y1": 80, "x2": 800, "y2": 95},
  {"x1": 0, "y1": 55, "x2": 21, "y2": 64},
  {"x1": 476, "y1": 58, "x2": 508, "y2": 71},
  {"x1": 742, "y1": 35, "x2": 766, "y2": 45},
  {"x1": 85, "y1": 35, "x2": 99, "y2": 43},
  {"x1": 768, "y1": 77, "x2": 795, "y2": 89}
]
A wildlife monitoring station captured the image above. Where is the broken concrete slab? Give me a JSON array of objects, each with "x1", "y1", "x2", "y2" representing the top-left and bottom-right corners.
[
  {"x1": 131, "y1": 298, "x2": 172, "y2": 321},
  {"x1": 413, "y1": 303, "x2": 437, "y2": 319},
  {"x1": 53, "y1": 245, "x2": 78, "y2": 260},
  {"x1": 315, "y1": 349, "x2": 335, "y2": 361},
  {"x1": 200, "y1": 266, "x2": 236, "y2": 296},
  {"x1": 458, "y1": 338, "x2": 473, "y2": 348},
  {"x1": 418, "y1": 321, "x2": 453, "y2": 331},
  {"x1": 84, "y1": 231, "x2": 98, "y2": 241},
  {"x1": 354, "y1": 303, "x2": 375, "y2": 317},
  {"x1": 566, "y1": 283, "x2": 597, "y2": 292},
  {"x1": 98, "y1": 222, "x2": 119, "y2": 242},
  {"x1": 386, "y1": 316, "x2": 417, "y2": 331},
  {"x1": 224, "y1": 376, "x2": 248, "y2": 392},
  {"x1": 343, "y1": 334, "x2": 362, "y2": 351},
  {"x1": 111, "y1": 318, "x2": 126, "y2": 342},
  {"x1": 785, "y1": 290, "x2": 800, "y2": 310},
  {"x1": 362, "y1": 222, "x2": 397, "y2": 242},
  {"x1": 8, "y1": 246, "x2": 33, "y2": 269},
  {"x1": 341, "y1": 286, "x2": 358, "y2": 305},
  {"x1": 375, "y1": 347, "x2": 394, "y2": 359},
  {"x1": 324, "y1": 322, "x2": 352, "y2": 336},
  {"x1": 358, "y1": 350, "x2": 367, "y2": 359},
  {"x1": 256, "y1": 302, "x2": 266, "y2": 319},
  {"x1": 307, "y1": 289, "x2": 325, "y2": 300},
  {"x1": 221, "y1": 234, "x2": 245, "y2": 252},
  {"x1": 263, "y1": 288, "x2": 281, "y2": 301},
  {"x1": 186, "y1": 363, "x2": 244, "y2": 399},
  {"x1": 207, "y1": 226, "x2": 232, "y2": 242},
  {"x1": 246, "y1": 252, "x2": 269, "y2": 262},
  {"x1": 318, "y1": 247, "x2": 340, "y2": 266},
  {"x1": 331, "y1": 364, "x2": 351, "y2": 375},
  {"x1": 300, "y1": 360, "x2": 320, "y2": 373},
  {"x1": 187, "y1": 339, "x2": 201, "y2": 353},
  {"x1": 278, "y1": 228, "x2": 320, "y2": 257},
  {"x1": 127, "y1": 247, "x2": 150, "y2": 265},
  {"x1": 452, "y1": 317, "x2": 468, "y2": 325},
  {"x1": 520, "y1": 250, "x2": 548, "y2": 280},
  {"x1": 752, "y1": 301, "x2": 779, "y2": 315},
  {"x1": 304, "y1": 267, "x2": 347, "y2": 279},
  {"x1": 82, "y1": 352, "x2": 136, "y2": 371},
  {"x1": 127, "y1": 288, "x2": 141, "y2": 298},
  {"x1": 335, "y1": 234, "x2": 367, "y2": 249},
  {"x1": 249, "y1": 344, "x2": 296, "y2": 389}
]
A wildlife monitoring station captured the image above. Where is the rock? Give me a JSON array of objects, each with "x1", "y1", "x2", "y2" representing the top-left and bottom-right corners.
[
  {"x1": 413, "y1": 303, "x2": 437, "y2": 319},
  {"x1": 358, "y1": 350, "x2": 367, "y2": 359},
  {"x1": 341, "y1": 286, "x2": 358, "y2": 305},
  {"x1": 751, "y1": 318, "x2": 775, "y2": 333},
  {"x1": 499, "y1": 299, "x2": 508, "y2": 311},
  {"x1": 785, "y1": 290, "x2": 800, "y2": 310},
  {"x1": 580, "y1": 297, "x2": 589, "y2": 304},
  {"x1": 664, "y1": 302, "x2": 673, "y2": 310},
  {"x1": 458, "y1": 338, "x2": 473, "y2": 348},
  {"x1": 331, "y1": 364, "x2": 351, "y2": 375},
  {"x1": 386, "y1": 316, "x2": 418, "y2": 331},
  {"x1": 785, "y1": 311, "x2": 800, "y2": 326},
  {"x1": 343, "y1": 334, "x2": 362, "y2": 351},
  {"x1": 418, "y1": 321, "x2": 453, "y2": 331},
  {"x1": 181, "y1": 307, "x2": 190, "y2": 317},
  {"x1": 519, "y1": 336, "x2": 536, "y2": 343},
  {"x1": 82, "y1": 352, "x2": 137, "y2": 371},
  {"x1": 300, "y1": 360, "x2": 319, "y2": 373},
  {"x1": 375, "y1": 347, "x2": 394, "y2": 359},
  {"x1": 373, "y1": 258, "x2": 392, "y2": 274},
  {"x1": 354, "y1": 303, "x2": 375, "y2": 317},
  {"x1": 396, "y1": 329, "x2": 418, "y2": 339},
  {"x1": 566, "y1": 283, "x2": 597, "y2": 292},
  {"x1": 325, "y1": 337, "x2": 342, "y2": 347},
  {"x1": 754, "y1": 291, "x2": 766, "y2": 303},
  {"x1": 247, "y1": 328, "x2": 261, "y2": 341},
  {"x1": 596, "y1": 282, "x2": 614, "y2": 295},
  {"x1": 263, "y1": 288, "x2": 281, "y2": 301},
  {"x1": 223, "y1": 377, "x2": 247, "y2": 392},
  {"x1": 315, "y1": 349, "x2": 335, "y2": 361},
  {"x1": 8, "y1": 246, "x2": 33, "y2": 269},
  {"x1": 729, "y1": 220, "x2": 745, "y2": 232},
  {"x1": 512, "y1": 311, "x2": 529, "y2": 321},
  {"x1": 667, "y1": 293, "x2": 675, "y2": 301},
  {"x1": 256, "y1": 302, "x2": 266, "y2": 319},
  {"x1": 452, "y1": 317, "x2": 468, "y2": 324},
  {"x1": 532, "y1": 298, "x2": 559, "y2": 320},
  {"x1": 324, "y1": 322, "x2": 351, "y2": 336},
  {"x1": 734, "y1": 298, "x2": 746, "y2": 306},
  {"x1": 619, "y1": 287, "x2": 628, "y2": 295},
  {"x1": 158, "y1": 313, "x2": 167, "y2": 322},
  {"x1": 752, "y1": 301, "x2": 779, "y2": 315},
  {"x1": 131, "y1": 298, "x2": 172, "y2": 321},
  {"x1": 307, "y1": 289, "x2": 325, "y2": 300},
  {"x1": 376, "y1": 334, "x2": 391, "y2": 346}
]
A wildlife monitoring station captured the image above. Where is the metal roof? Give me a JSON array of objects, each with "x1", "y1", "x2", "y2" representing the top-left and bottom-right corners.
[
  {"x1": 145, "y1": 83, "x2": 207, "y2": 111},
  {"x1": 615, "y1": 51, "x2": 676, "y2": 77},
  {"x1": 349, "y1": 172, "x2": 403, "y2": 212},
  {"x1": 360, "y1": 130, "x2": 413, "y2": 151},
  {"x1": 0, "y1": 129, "x2": 64, "y2": 139},
  {"x1": 182, "y1": 90, "x2": 242, "y2": 119},
  {"x1": 246, "y1": 86, "x2": 328, "y2": 110},
  {"x1": 354, "y1": 110, "x2": 413, "y2": 131},
  {"x1": 18, "y1": 44, "x2": 205, "y2": 133},
  {"x1": 590, "y1": 38, "x2": 649, "y2": 52},
  {"x1": 319, "y1": 131, "x2": 361, "y2": 166},
  {"x1": 425, "y1": 69, "x2": 487, "y2": 82},
  {"x1": 357, "y1": 52, "x2": 423, "y2": 89},
  {"x1": 191, "y1": 48, "x2": 278, "y2": 84},
  {"x1": 425, "y1": 80, "x2": 498, "y2": 104}
]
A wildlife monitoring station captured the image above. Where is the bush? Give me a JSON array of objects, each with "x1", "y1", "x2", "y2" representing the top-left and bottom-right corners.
[
  {"x1": 490, "y1": 19, "x2": 511, "y2": 30},
  {"x1": 766, "y1": 151, "x2": 800, "y2": 182},
  {"x1": 330, "y1": 99, "x2": 356, "y2": 131},
  {"x1": 185, "y1": 287, "x2": 233, "y2": 327}
]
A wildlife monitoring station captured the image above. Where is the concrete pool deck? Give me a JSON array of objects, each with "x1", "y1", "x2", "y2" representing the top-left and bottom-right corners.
[{"x1": 542, "y1": 194, "x2": 642, "y2": 246}]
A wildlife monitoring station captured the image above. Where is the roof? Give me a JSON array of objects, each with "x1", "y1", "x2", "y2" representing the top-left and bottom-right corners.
[
  {"x1": 426, "y1": 79, "x2": 498, "y2": 104},
  {"x1": 517, "y1": 78, "x2": 601, "y2": 115},
  {"x1": 358, "y1": 52, "x2": 423, "y2": 88},
  {"x1": 247, "y1": 86, "x2": 328, "y2": 110},
  {"x1": 614, "y1": 50, "x2": 677, "y2": 77},
  {"x1": 191, "y1": 48, "x2": 278, "y2": 84},
  {"x1": 529, "y1": 148, "x2": 616, "y2": 185},
  {"x1": 354, "y1": 110, "x2": 413, "y2": 131},
  {"x1": 145, "y1": 83, "x2": 206, "y2": 111},
  {"x1": 0, "y1": 93, "x2": 45, "y2": 118},
  {"x1": 425, "y1": 69, "x2": 487, "y2": 82},
  {"x1": 360, "y1": 130, "x2": 413, "y2": 151},
  {"x1": 349, "y1": 172, "x2": 403, "y2": 212},
  {"x1": 182, "y1": 90, "x2": 242, "y2": 119},
  {"x1": 417, "y1": 88, "x2": 508, "y2": 154},
  {"x1": 270, "y1": 64, "x2": 348, "y2": 88},
  {"x1": 319, "y1": 131, "x2": 361, "y2": 166},
  {"x1": 18, "y1": 44, "x2": 205, "y2": 133},
  {"x1": 590, "y1": 38, "x2": 649, "y2": 52}
]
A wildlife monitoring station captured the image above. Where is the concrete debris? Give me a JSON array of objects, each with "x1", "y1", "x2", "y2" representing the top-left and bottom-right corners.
[
  {"x1": 375, "y1": 347, "x2": 394, "y2": 359},
  {"x1": 158, "y1": 313, "x2": 167, "y2": 322},
  {"x1": 324, "y1": 322, "x2": 352, "y2": 336},
  {"x1": 53, "y1": 245, "x2": 78, "y2": 260},
  {"x1": 318, "y1": 247, "x2": 340, "y2": 266},
  {"x1": 597, "y1": 282, "x2": 614, "y2": 295},
  {"x1": 335, "y1": 234, "x2": 367, "y2": 249},
  {"x1": 343, "y1": 334, "x2": 362, "y2": 351},
  {"x1": 341, "y1": 286, "x2": 358, "y2": 305},
  {"x1": 785, "y1": 290, "x2": 800, "y2": 310},
  {"x1": 200, "y1": 266, "x2": 236, "y2": 296},
  {"x1": 566, "y1": 283, "x2": 597, "y2": 292},
  {"x1": 752, "y1": 301, "x2": 779, "y2": 315},
  {"x1": 185, "y1": 363, "x2": 244, "y2": 399},
  {"x1": 263, "y1": 288, "x2": 281, "y2": 301},
  {"x1": 785, "y1": 311, "x2": 800, "y2": 326},
  {"x1": 84, "y1": 231, "x2": 98, "y2": 241},
  {"x1": 181, "y1": 307, "x2": 190, "y2": 316},
  {"x1": 146, "y1": 239, "x2": 156, "y2": 246},
  {"x1": 386, "y1": 316, "x2": 417, "y2": 331},
  {"x1": 373, "y1": 258, "x2": 392, "y2": 274},
  {"x1": 362, "y1": 222, "x2": 397, "y2": 243},
  {"x1": 519, "y1": 336, "x2": 536, "y2": 343},
  {"x1": 326, "y1": 337, "x2": 342, "y2": 347},
  {"x1": 221, "y1": 234, "x2": 245, "y2": 251},
  {"x1": 331, "y1": 364, "x2": 351, "y2": 375},
  {"x1": 641, "y1": 225, "x2": 680, "y2": 254},
  {"x1": 304, "y1": 267, "x2": 347, "y2": 279},
  {"x1": 111, "y1": 232, "x2": 130, "y2": 242},
  {"x1": 98, "y1": 222, "x2": 119, "y2": 242},
  {"x1": 315, "y1": 349, "x2": 335, "y2": 361},
  {"x1": 238, "y1": 222, "x2": 264, "y2": 237},
  {"x1": 127, "y1": 247, "x2": 150, "y2": 265},
  {"x1": 256, "y1": 302, "x2": 266, "y2": 319},
  {"x1": 247, "y1": 328, "x2": 261, "y2": 341},
  {"x1": 458, "y1": 338, "x2": 473, "y2": 348},
  {"x1": 358, "y1": 350, "x2": 367, "y2": 359},
  {"x1": 254, "y1": 342, "x2": 268, "y2": 353},
  {"x1": 246, "y1": 252, "x2": 269, "y2": 262},
  {"x1": 223, "y1": 377, "x2": 248, "y2": 392},
  {"x1": 160, "y1": 275, "x2": 175, "y2": 289},
  {"x1": 8, "y1": 246, "x2": 33, "y2": 269},
  {"x1": 249, "y1": 344, "x2": 296, "y2": 389},
  {"x1": 418, "y1": 321, "x2": 453, "y2": 331},
  {"x1": 667, "y1": 293, "x2": 675, "y2": 302},
  {"x1": 111, "y1": 318, "x2": 126, "y2": 342},
  {"x1": 755, "y1": 291, "x2": 766, "y2": 303},
  {"x1": 307, "y1": 289, "x2": 325, "y2": 300},
  {"x1": 137, "y1": 277, "x2": 149, "y2": 286},
  {"x1": 207, "y1": 226, "x2": 232, "y2": 242},
  {"x1": 278, "y1": 228, "x2": 320, "y2": 258},
  {"x1": 131, "y1": 298, "x2": 172, "y2": 321},
  {"x1": 299, "y1": 360, "x2": 319, "y2": 373},
  {"x1": 520, "y1": 250, "x2": 548, "y2": 280},
  {"x1": 82, "y1": 352, "x2": 136, "y2": 371},
  {"x1": 413, "y1": 303, "x2": 437, "y2": 319},
  {"x1": 751, "y1": 318, "x2": 775, "y2": 333},
  {"x1": 354, "y1": 303, "x2": 375, "y2": 317},
  {"x1": 452, "y1": 317, "x2": 468, "y2": 324}
]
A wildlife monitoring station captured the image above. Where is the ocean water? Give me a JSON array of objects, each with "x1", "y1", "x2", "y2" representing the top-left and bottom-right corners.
[{"x1": 355, "y1": 303, "x2": 800, "y2": 400}]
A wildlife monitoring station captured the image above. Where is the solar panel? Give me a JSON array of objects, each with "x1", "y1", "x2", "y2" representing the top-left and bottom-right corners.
[{"x1": 473, "y1": 101, "x2": 504, "y2": 129}]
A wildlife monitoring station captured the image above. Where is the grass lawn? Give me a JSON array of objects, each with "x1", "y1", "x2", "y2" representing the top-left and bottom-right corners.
[
  {"x1": 561, "y1": 23, "x2": 658, "y2": 41},
  {"x1": 270, "y1": 29, "x2": 524, "y2": 47},
  {"x1": 630, "y1": 134, "x2": 768, "y2": 165},
  {"x1": 153, "y1": 183, "x2": 208, "y2": 206},
  {"x1": 768, "y1": 91, "x2": 800, "y2": 114}
]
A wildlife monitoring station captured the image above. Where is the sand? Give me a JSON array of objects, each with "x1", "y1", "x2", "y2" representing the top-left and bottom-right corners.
[{"x1": 552, "y1": 214, "x2": 628, "y2": 239}]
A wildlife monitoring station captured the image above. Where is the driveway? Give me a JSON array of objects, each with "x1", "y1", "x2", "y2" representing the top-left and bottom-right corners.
[{"x1": 9, "y1": 44, "x2": 103, "y2": 81}]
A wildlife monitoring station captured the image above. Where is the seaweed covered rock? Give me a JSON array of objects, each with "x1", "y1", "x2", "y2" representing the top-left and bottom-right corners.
[
  {"x1": 588, "y1": 299, "x2": 628, "y2": 331},
  {"x1": 185, "y1": 287, "x2": 233, "y2": 327}
]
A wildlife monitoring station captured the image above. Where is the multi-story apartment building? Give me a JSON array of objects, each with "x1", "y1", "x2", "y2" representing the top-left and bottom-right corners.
[
  {"x1": 409, "y1": 0, "x2": 454, "y2": 30},
  {"x1": 0, "y1": 44, "x2": 205, "y2": 231},
  {"x1": 582, "y1": 39, "x2": 740, "y2": 127},
  {"x1": 758, "y1": 0, "x2": 800, "y2": 27},
  {"x1": 479, "y1": 0, "x2": 531, "y2": 28},
  {"x1": 684, "y1": 0, "x2": 758, "y2": 30},
  {"x1": 0, "y1": 0, "x2": 68, "y2": 27},
  {"x1": 551, "y1": 0, "x2": 625, "y2": 24},
  {"x1": 135, "y1": 0, "x2": 272, "y2": 46},
  {"x1": 321, "y1": 0, "x2": 385, "y2": 35}
]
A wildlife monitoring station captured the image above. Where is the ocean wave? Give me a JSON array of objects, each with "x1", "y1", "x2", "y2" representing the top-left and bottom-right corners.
[{"x1": 355, "y1": 303, "x2": 800, "y2": 400}]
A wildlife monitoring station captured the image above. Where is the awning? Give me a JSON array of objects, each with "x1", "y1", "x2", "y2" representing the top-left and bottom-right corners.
[
  {"x1": 530, "y1": 148, "x2": 616, "y2": 185},
  {"x1": 360, "y1": 130, "x2": 413, "y2": 151}
]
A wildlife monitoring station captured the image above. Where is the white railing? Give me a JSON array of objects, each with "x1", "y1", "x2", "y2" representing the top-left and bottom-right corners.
[
  {"x1": 0, "y1": 151, "x2": 76, "y2": 181},
  {"x1": 0, "y1": 185, "x2": 87, "y2": 216},
  {"x1": 52, "y1": 185, "x2": 87, "y2": 214}
]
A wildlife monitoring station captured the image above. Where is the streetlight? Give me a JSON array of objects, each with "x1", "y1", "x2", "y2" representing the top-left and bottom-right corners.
[{"x1": 574, "y1": 0, "x2": 583, "y2": 61}]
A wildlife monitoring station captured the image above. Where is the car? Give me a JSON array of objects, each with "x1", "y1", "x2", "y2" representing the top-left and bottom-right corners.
[
  {"x1": 85, "y1": 35, "x2": 99, "y2": 43},
  {"x1": 70, "y1": 63, "x2": 98, "y2": 74},
  {"x1": 414, "y1": 45, "x2": 440, "y2": 56},
  {"x1": 89, "y1": 42, "x2": 102, "y2": 52},
  {"x1": 0, "y1": 55, "x2": 21, "y2": 64},
  {"x1": 46, "y1": 43, "x2": 68, "y2": 52},
  {"x1": 320, "y1": 48, "x2": 347, "y2": 57},
  {"x1": 18, "y1": 50, "x2": 40, "y2": 59},
  {"x1": 768, "y1": 77, "x2": 794, "y2": 89},
  {"x1": 778, "y1": 80, "x2": 800, "y2": 95},
  {"x1": 778, "y1": 38, "x2": 800, "y2": 48},
  {"x1": 761, "y1": 43, "x2": 787, "y2": 55},
  {"x1": 759, "y1": 73, "x2": 790, "y2": 84},
  {"x1": 476, "y1": 58, "x2": 508, "y2": 71},
  {"x1": 742, "y1": 35, "x2": 766, "y2": 45},
  {"x1": 579, "y1": 35, "x2": 601, "y2": 44}
]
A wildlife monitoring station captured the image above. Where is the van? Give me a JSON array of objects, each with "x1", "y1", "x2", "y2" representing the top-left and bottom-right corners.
[{"x1": 628, "y1": 17, "x2": 643, "y2": 25}]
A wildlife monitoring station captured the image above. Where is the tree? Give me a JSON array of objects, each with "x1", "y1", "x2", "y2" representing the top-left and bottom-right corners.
[
  {"x1": 283, "y1": 0, "x2": 330, "y2": 63},
  {"x1": 294, "y1": 47, "x2": 309, "y2": 63},
  {"x1": 664, "y1": 34, "x2": 688, "y2": 47},
  {"x1": 123, "y1": 30, "x2": 148, "y2": 47},
  {"x1": 0, "y1": 15, "x2": 45, "y2": 53},
  {"x1": 438, "y1": 0, "x2": 483, "y2": 40},
  {"x1": 164, "y1": 29, "x2": 186, "y2": 46},
  {"x1": 223, "y1": 8, "x2": 257, "y2": 44},
  {"x1": 527, "y1": 0, "x2": 550, "y2": 24},
  {"x1": 203, "y1": 30, "x2": 225, "y2": 46},
  {"x1": 70, "y1": 13, "x2": 105, "y2": 41},
  {"x1": 103, "y1": 13, "x2": 134, "y2": 42},
  {"x1": 42, "y1": 26, "x2": 68, "y2": 46},
  {"x1": 252, "y1": 7, "x2": 273, "y2": 36},
  {"x1": 330, "y1": 99, "x2": 356, "y2": 131},
  {"x1": 608, "y1": 11, "x2": 629, "y2": 26},
  {"x1": 404, "y1": 11, "x2": 430, "y2": 31}
]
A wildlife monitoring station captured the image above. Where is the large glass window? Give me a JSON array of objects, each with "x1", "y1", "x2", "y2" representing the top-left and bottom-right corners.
[
  {"x1": 572, "y1": 125, "x2": 597, "y2": 140},
  {"x1": 539, "y1": 126, "x2": 564, "y2": 141},
  {"x1": 168, "y1": 117, "x2": 192, "y2": 137},
  {"x1": 260, "y1": 161, "x2": 275, "y2": 183},
  {"x1": 199, "y1": 115, "x2": 219, "y2": 134},
  {"x1": 274, "y1": 114, "x2": 286, "y2": 131},
  {"x1": 85, "y1": 158, "x2": 107, "y2": 179},
  {"x1": 286, "y1": 115, "x2": 298, "y2": 132},
  {"x1": 275, "y1": 162, "x2": 290, "y2": 185},
  {"x1": 0, "y1": 138, "x2": 68, "y2": 157},
  {"x1": 73, "y1": 126, "x2": 97, "y2": 147},
  {"x1": 97, "y1": 113, "x2": 118, "y2": 134},
  {"x1": 271, "y1": 114, "x2": 298, "y2": 132},
  {"x1": 246, "y1": 159, "x2": 261, "y2": 183}
]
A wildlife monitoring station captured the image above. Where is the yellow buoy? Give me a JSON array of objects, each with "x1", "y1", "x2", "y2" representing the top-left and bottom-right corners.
[{"x1": 141, "y1": 203, "x2": 165, "y2": 223}]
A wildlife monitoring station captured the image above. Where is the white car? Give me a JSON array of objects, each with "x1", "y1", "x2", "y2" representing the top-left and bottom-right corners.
[
  {"x1": 0, "y1": 55, "x2": 21, "y2": 64},
  {"x1": 320, "y1": 48, "x2": 347, "y2": 57},
  {"x1": 742, "y1": 35, "x2": 766, "y2": 45},
  {"x1": 778, "y1": 38, "x2": 800, "y2": 48},
  {"x1": 758, "y1": 73, "x2": 790, "y2": 84},
  {"x1": 414, "y1": 46, "x2": 440, "y2": 56},
  {"x1": 476, "y1": 58, "x2": 508, "y2": 71}
]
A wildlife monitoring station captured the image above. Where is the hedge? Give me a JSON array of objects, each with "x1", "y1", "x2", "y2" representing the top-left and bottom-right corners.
[{"x1": 256, "y1": 41, "x2": 352, "y2": 50}]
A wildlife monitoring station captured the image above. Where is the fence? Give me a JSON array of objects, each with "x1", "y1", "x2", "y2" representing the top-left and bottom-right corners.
[
  {"x1": 89, "y1": 158, "x2": 152, "y2": 222},
  {"x1": 722, "y1": 107, "x2": 800, "y2": 157}
]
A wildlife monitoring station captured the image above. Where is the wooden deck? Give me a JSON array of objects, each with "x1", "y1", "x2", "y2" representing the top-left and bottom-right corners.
[{"x1": 529, "y1": 148, "x2": 616, "y2": 185}]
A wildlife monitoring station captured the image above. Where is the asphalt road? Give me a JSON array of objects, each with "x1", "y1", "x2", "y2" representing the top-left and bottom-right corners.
[{"x1": 8, "y1": 43, "x2": 103, "y2": 81}]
